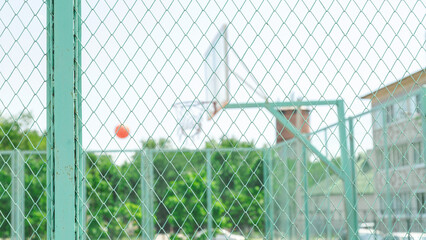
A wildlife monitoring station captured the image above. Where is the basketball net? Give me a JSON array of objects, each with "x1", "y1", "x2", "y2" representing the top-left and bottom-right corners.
[{"x1": 173, "y1": 101, "x2": 209, "y2": 139}]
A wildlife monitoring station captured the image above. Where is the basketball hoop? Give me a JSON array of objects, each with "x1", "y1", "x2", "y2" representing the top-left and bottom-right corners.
[{"x1": 173, "y1": 101, "x2": 209, "y2": 138}]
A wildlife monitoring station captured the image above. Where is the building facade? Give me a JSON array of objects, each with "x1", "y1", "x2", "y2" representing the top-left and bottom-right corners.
[{"x1": 362, "y1": 69, "x2": 426, "y2": 233}]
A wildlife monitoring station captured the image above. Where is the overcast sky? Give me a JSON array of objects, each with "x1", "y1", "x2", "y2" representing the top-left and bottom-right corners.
[{"x1": 0, "y1": 0, "x2": 425, "y2": 159}]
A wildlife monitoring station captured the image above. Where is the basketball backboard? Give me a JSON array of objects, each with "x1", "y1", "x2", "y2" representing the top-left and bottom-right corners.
[
  {"x1": 204, "y1": 25, "x2": 269, "y2": 119},
  {"x1": 204, "y1": 25, "x2": 230, "y2": 119}
]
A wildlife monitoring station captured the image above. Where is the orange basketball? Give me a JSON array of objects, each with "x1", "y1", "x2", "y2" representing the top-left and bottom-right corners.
[{"x1": 115, "y1": 124, "x2": 130, "y2": 138}]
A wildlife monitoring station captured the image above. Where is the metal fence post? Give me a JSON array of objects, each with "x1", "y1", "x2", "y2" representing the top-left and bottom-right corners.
[
  {"x1": 263, "y1": 148, "x2": 273, "y2": 240},
  {"x1": 49, "y1": 0, "x2": 76, "y2": 237},
  {"x1": 348, "y1": 117, "x2": 357, "y2": 234},
  {"x1": 348, "y1": 118, "x2": 356, "y2": 172},
  {"x1": 46, "y1": 0, "x2": 54, "y2": 237},
  {"x1": 302, "y1": 146, "x2": 309, "y2": 240},
  {"x1": 74, "y1": 0, "x2": 84, "y2": 237},
  {"x1": 141, "y1": 151, "x2": 147, "y2": 239},
  {"x1": 422, "y1": 86, "x2": 426, "y2": 165},
  {"x1": 281, "y1": 144, "x2": 291, "y2": 238},
  {"x1": 142, "y1": 150, "x2": 154, "y2": 240},
  {"x1": 337, "y1": 100, "x2": 358, "y2": 240},
  {"x1": 325, "y1": 129, "x2": 332, "y2": 240},
  {"x1": 11, "y1": 150, "x2": 25, "y2": 240},
  {"x1": 149, "y1": 151, "x2": 155, "y2": 239},
  {"x1": 382, "y1": 106, "x2": 392, "y2": 235},
  {"x1": 206, "y1": 150, "x2": 213, "y2": 240},
  {"x1": 77, "y1": 154, "x2": 86, "y2": 240}
]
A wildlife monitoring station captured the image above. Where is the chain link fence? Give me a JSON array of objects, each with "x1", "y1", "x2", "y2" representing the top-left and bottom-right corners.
[{"x1": 0, "y1": 0, "x2": 425, "y2": 239}]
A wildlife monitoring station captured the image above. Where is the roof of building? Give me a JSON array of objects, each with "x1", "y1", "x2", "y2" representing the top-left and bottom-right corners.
[{"x1": 361, "y1": 69, "x2": 426, "y2": 102}]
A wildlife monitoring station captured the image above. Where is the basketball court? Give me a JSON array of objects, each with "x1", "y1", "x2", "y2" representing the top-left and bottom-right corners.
[{"x1": 1, "y1": 1, "x2": 425, "y2": 239}]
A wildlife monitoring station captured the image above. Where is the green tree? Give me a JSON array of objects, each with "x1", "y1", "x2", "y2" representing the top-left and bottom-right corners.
[
  {"x1": 164, "y1": 170, "x2": 226, "y2": 239},
  {"x1": 206, "y1": 137, "x2": 264, "y2": 233},
  {"x1": 0, "y1": 115, "x2": 47, "y2": 238},
  {"x1": 85, "y1": 152, "x2": 144, "y2": 239}
]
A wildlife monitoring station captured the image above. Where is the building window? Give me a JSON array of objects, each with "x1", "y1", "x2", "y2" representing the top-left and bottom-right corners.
[
  {"x1": 383, "y1": 94, "x2": 421, "y2": 123},
  {"x1": 380, "y1": 193, "x2": 414, "y2": 216},
  {"x1": 400, "y1": 144, "x2": 408, "y2": 166},
  {"x1": 374, "y1": 147, "x2": 384, "y2": 168},
  {"x1": 393, "y1": 192, "x2": 412, "y2": 215},
  {"x1": 379, "y1": 197, "x2": 385, "y2": 215},
  {"x1": 412, "y1": 142, "x2": 423, "y2": 165},
  {"x1": 415, "y1": 94, "x2": 421, "y2": 114},
  {"x1": 394, "y1": 194, "x2": 401, "y2": 214},
  {"x1": 373, "y1": 110, "x2": 383, "y2": 129},
  {"x1": 390, "y1": 144, "x2": 409, "y2": 167},
  {"x1": 391, "y1": 145, "x2": 399, "y2": 166},
  {"x1": 402, "y1": 193, "x2": 411, "y2": 215},
  {"x1": 395, "y1": 100, "x2": 408, "y2": 121},
  {"x1": 416, "y1": 192, "x2": 425, "y2": 215},
  {"x1": 386, "y1": 104, "x2": 394, "y2": 123},
  {"x1": 408, "y1": 94, "x2": 422, "y2": 115}
]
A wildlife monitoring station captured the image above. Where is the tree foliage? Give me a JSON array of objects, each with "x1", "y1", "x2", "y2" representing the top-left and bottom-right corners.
[
  {"x1": 0, "y1": 115, "x2": 47, "y2": 237},
  {"x1": 0, "y1": 117, "x2": 344, "y2": 239}
]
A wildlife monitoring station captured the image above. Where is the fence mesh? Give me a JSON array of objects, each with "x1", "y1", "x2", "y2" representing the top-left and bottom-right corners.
[{"x1": 0, "y1": 0, "x2": 425, "y2": 239}]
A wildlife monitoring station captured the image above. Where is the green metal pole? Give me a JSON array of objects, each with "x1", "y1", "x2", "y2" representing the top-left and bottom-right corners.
[
  {"x1": 141, "y1": 150, "x2": 150, "y2": 240},
  {"x1": 11, "y1": 150, "x2": 25, "y2": 240},
  {"x1": 263, "y1": 148, "x2": 273, "y2": 240},
  {"x1": 140, "y1": 150, "x2": 149, "y2": 240},
  {"x1": 282, "y1": 144, "x2": 291, "y2": 238},
  {"x1": 46, "y1": 0, "x2": 54, "y2": 237},
  {"x1": 422, "y1": 87, "x2": 426, "y2": 165},
  {"x1": 149, "y1": 151, "x2": 155, "y2": 239},
  {"x1": 142, "y1": 150, "x2": 154, "y2": 240},
  {"x1": 348, "y1": 117, "x2": 356, "y2": 183},
  {"x1": 302, "y1": 146, "x2": 310, "y2": 240},
  {"x1": 51, "y1": 0, "x2": 76, "y2": 237},
  {"x1": 348, "y1": 118, "x2": 356, "y2": 168},
  {"x1": 206, "y1": 150, "x2": 213, "y2": 240},
  {"x1": 268, "y1": 149, "x2": 274, "y2": 240},
  {"x1": 382, "y1": 107, "x2": 392, "y2": 235},
  {"x1": 337, "y1": 101, "x2": 358, "y2": 240},
  {"x1": 141, "y1": 151, "x2": 148, "y2": 240},
  {"x1": 74, "y1": 0, "x2": 84, "y2": 237},
  {"x1": 226, "y1": 100, "x2": 340, "y2": 109},
  {"x1": 325, "y1": 129, "x2": 331, "y2": 240},
  {"x1": 77, "y1": 153, "x2": 86, "y2": 240},
  {"x1": 348, "y1": 117, "x2": 358, "y2": 239}
]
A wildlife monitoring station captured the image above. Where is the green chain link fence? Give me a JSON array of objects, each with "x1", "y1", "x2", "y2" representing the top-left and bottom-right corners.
[{"x1": 0, "y1": 0, "x2": 425, "y2": 239}]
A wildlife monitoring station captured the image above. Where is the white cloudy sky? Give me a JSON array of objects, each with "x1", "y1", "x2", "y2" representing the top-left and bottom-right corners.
[{"x1": 0, "y1": 0, "x2": 425, "y2": 157}]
